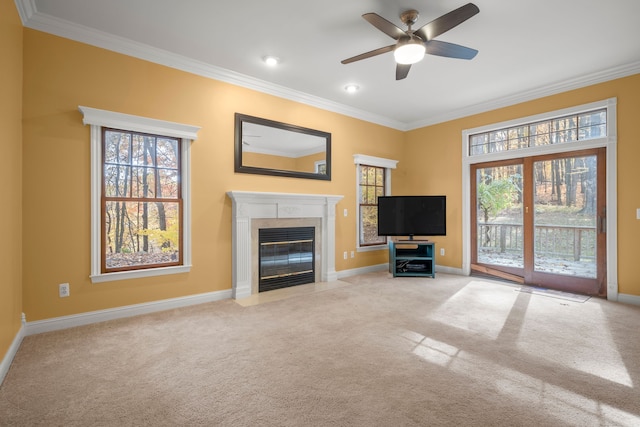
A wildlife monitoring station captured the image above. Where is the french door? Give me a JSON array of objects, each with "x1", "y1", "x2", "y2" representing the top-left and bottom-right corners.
[{"x1": 471, "y1": 148, "x2": 606, "y2": 295}]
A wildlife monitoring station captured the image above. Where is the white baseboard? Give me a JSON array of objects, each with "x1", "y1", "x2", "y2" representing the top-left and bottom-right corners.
[
  {"x1": 0, "y1": 321, "x2": 25, "y2": 386},
  {"x1": 617, "y1": 293, "x2": 640, "y2": 307},
  {"x1": 25, "y1": 289, "x2": 233, "y2": 336},
  {"x1": 435, "y1": 265, "x2": 465, "y2": 275},
  {"x1": 337, "y1": 263, "x2": 388, "y2": 279}
]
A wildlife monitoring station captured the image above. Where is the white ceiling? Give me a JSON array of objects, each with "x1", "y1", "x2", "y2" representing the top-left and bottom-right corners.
[{"x1": 15, "y1": 0, "x2": 640, "y2": 130}]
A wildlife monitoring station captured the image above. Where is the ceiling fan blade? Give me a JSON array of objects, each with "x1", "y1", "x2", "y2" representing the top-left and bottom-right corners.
[
  {"x1": 362, "y1": 13, "x2": 407, "y2": 40},
  {"x1": 396, "y1": 63, "x2": 411, "y2": 80},
  {"x1": 426, "y1": 40, "x2": 478, "y2": 60},
  {"x1": 414, "y1": 3, "x2": 479, "y2": 42},
  {"x1": 341, "y1": 44, "x2": 395, "y2": 64}
]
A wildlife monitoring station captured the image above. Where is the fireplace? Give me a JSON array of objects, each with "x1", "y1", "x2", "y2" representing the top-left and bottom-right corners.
[
  {"x1": 227, "y1": 191, "x2": 343, "y2": 299},
  {"x1": 259, "y1": 227, "x2": 315, "y2": 292}
]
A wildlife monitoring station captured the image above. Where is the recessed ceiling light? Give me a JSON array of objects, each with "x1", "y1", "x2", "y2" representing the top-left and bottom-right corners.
[
  {"x1": 344, "y1": 84, "x2": 360, "y2": 93},
  {"x1": 263, "y1": 56, "x2": 280, "y2": 66}
]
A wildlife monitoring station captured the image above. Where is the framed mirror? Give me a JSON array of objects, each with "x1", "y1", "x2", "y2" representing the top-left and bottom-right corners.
[{"x1": 235, "y1": 113, "x2": 331, "y2": 180}]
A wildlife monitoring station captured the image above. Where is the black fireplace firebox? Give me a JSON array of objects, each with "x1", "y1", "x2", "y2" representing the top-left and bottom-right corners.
[{"x1": 258, "y1": 227, "x2": 315, "y2": 292}]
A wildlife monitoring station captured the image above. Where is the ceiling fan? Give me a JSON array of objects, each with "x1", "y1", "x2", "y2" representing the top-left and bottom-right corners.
[{"x1": 341, "y1": 3, "x2": 480, "y2": 80}]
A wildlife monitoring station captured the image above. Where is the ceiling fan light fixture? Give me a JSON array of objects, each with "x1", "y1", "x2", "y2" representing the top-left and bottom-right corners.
[{"x1": 393, "y1": 38, "x2": 425, "y2": 65}]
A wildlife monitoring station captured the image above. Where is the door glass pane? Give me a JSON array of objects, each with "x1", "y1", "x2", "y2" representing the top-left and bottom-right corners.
[
  {"x1": 533, "y1": 156, "x2": 597, "y2": 278},
  {"x1": 476, "y1": 165, "x2": 523, "y2": 268}
]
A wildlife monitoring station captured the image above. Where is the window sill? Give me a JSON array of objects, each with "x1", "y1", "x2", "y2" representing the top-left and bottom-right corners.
[
  {"x1": 357, "y1": 244, "x2": 387, "y2": 253},
  {"x1": 90, "y1": 265, "x2": 191, "y2": 283}
]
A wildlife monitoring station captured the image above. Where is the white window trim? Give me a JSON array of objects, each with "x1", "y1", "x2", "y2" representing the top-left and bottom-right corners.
[
  {"x1": 353, "y1": 154, "x2": 398, "y2": 252},
  {"x1": 461, "y1": 98, "x2": 618, "y2": 300},
  {"x1": 79, "y1": 106, "x2": 200, "y2": 283}
]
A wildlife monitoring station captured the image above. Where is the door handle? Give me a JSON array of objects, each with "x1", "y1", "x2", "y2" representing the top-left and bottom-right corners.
[{"x1": 599, "y1": 216, "x2": 606, "y2": 233}]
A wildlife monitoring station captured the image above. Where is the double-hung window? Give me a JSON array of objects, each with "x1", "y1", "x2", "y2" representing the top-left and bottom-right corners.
[
  {"x1": 353, "y1": 155, "x2": 398, "y2": 250},
  {"x1": 359, "y1": 164, "x2": 386, "y2": 246},
  {"x1": 80, "y1": 106, "x2": 200, "y2": 283},
  {"x1": 102, "y1": 129, "x2": 181, "y2": 272}
]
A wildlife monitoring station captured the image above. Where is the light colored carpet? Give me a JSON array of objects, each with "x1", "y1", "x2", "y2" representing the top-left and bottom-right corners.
[{"x1": 1, "y1": 272, "x2": 639, "y2": 426}]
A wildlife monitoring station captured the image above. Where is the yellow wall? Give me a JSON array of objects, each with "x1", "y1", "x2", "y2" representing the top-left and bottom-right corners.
[
  {"x1": 403, "y1": 74, "x2": 640, "y2": 296},
  {"x1": 21, "y1": 29, "x2": 401, "y2": 321},
  {"x1": 0, "y1": 0, "x2": 24, "y2": 360}
]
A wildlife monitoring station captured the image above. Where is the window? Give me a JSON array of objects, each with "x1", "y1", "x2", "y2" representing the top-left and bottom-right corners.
[
  {"x1": 469, "y1": 108, "x2": 607, "y2": 156},
  {"x1": 359, "y1": 164, "x2": 386, "y2": 246},
  {"x1": 315, "y1": 160, "x2": 327, "y2": 174},
  {"x1": 79, "y1": 106, "x2": 200, "y2": 283},
  {"x1": 353, "y1": 155, "x2": 398, "y2": 250},
  {"x1": 102, "y1": 129, "x2": 181, "y2": 272}
]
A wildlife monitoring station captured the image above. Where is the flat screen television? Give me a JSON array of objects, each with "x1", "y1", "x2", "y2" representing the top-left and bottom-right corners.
[{"x1": 377, "y1": 195, "x2": 446, "y2": 239}]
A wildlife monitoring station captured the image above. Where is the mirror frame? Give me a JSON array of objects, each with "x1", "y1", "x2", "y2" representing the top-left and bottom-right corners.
[{"x1": 234, "y1": 113, "x2": 331, "y2": 181}]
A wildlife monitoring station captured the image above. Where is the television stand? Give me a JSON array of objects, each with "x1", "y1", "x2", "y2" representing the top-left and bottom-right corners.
[{"x1": 389, "y1": 240, "x2": 435, "y2": 278}]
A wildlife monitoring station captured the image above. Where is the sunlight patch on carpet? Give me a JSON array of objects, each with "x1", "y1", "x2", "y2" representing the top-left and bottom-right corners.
[
  {"x1": 517, "y1": 299, "x2": 633, "y2": 387},
  {"x1": 401, "y1": 331, "x2": 460, "y2": 367},
  {"x1": 430, "y1": 280, "x2": 519, "y2": 340}
]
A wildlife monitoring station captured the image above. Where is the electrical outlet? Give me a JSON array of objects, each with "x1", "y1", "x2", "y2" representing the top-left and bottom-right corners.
[
  {"x1": 343, "y1": 251, "x2": 348, "y2": 260},
  {"x1": 59, "y1": 283, "x2": 70, "y2": 298},
  {"x1": 440, "y1": 248, "x2": 445, "y2": 256}
]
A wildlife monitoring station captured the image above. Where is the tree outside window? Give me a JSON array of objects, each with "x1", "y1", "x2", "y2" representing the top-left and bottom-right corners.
[
  {"x1": 359, "y1": 164, "x2": 386, "y2": 246},
  {"x1": 102, "y1": 129, "x2": 182, "y2": 272}
]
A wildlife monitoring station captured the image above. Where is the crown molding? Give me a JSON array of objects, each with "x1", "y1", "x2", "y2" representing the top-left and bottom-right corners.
[
  {"x1": 405, "y1": 61, "x2": 640, "y2": 131},
  {"x1": 17, "y1": 0, "x2": 640, "y2": 132},
  {"x1": 14, "y1": 0, "x2": 35, "y2": 24},
  {"x1": 18, "y1": 1, "x2": 407, "y2": 131}
]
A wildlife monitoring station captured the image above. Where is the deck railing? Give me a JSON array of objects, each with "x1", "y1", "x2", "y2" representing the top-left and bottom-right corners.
[{"x1": 478, "y1": 223, "x2": 596, "y2": 261}]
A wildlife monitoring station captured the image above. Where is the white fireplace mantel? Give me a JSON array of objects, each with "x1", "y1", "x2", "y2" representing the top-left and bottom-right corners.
[{"x1": 226, "y1": 191, "x2": 344, "y2": 299}]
